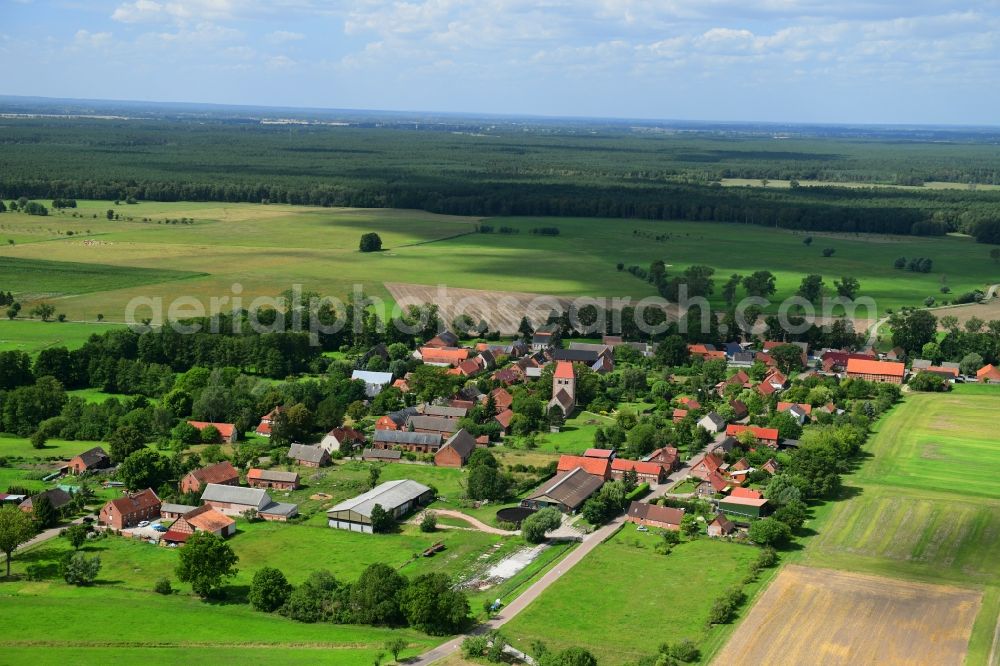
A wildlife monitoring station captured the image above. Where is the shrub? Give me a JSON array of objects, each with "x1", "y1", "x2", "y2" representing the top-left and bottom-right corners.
[
  {"x1": 624, "y1": 482, "x2": 650, "y2": 501},
  {"x1": 419, "y1": 511, "x2": 437, "y2": 533},
  {"x1": 154, "y1": 578, "x2": 173, "y2": 595}
]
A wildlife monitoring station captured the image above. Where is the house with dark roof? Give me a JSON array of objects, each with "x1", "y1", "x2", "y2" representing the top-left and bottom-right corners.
[
  {"x1": 200, "y1": 483, "x2": 298, "y2": 521},
  {"x1": 405, "y1": 414, "x2": 459, "y2": 437},
  {"x1": 375, "y1": 406, "x2": 420, "y2": 431},
  {"x1": 698, "y1": 411, "x2": 727, "y2": 433},
  {"x1": 424, "y1": 330, "x2": 459, "y2": 348},
  {"x1": 99, "y1": 488, "x2": 161, "y2": 530},
  {"x1": 288, "y1": 443, "x2": 331, "y2": 468},
  {"x1": 180, "y1": 461, "x2": 240, "y2": 495},
  {"x1": 20, "y1": 488, "x2": 73, "y2": 514},
  {"x1": 372, "y1": 429, "x2": 443, "y2": 454},
  {"x1": 707, "y1": 514, "x2": 736, "y2": 537},
  {"x1": 362, "y1": 448, "x2": 403, "y2": 462},
  {"x1": 434, "y1": 429, "x2": 478, "y2": 468},
  {"x1": 68, "y1": 446, "x2": 111, "y2": 475},
  {"x1": 522, "y1": 467, "x2": 604, "y2": 513},
  {"x1": 625, "y1": 501, "x2": 684, "y2": 530},
  {"x1": 584, "y1": 448, "x2": 615, "y2": 460},
  {"x1": 644, "y1": 446, "x2": 679, "y2": 473}
]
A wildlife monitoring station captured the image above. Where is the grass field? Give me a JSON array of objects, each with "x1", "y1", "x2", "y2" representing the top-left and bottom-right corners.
[
  {"x1": 503, "y1": 530, "x2": 766, "y2": 665},
  {"x1": 521, "y1": 410, "x2": 614, "y2": 455},
  {"x1": 2, "y1": 202, "x2": 997, "y2": 326},
  {"x1": 714, "y1": 564, "x2": 982, "y2": 665},
  {"x1": 0, "y1": 319, "x2": 123, "y2": 353}
]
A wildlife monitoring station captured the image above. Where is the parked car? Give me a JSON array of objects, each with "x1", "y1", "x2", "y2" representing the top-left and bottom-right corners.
[
  {"x1": 138, "y1": 520, "x2": 150, "y2": 528},
  {"x1": 153, "y1": 524, "x2": 168, "y2": 533}
]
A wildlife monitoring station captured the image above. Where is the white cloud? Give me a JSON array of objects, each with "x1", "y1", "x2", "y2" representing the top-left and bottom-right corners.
[
  {"x1": 111, "y1": 0, "x2": 240, "y2": 25},
  {"x1": 73, "y1": 29, "x2": 113, "y2": 49},
  {"x1": 266, "y1": 30, "x2": 304, "y2": 44}
]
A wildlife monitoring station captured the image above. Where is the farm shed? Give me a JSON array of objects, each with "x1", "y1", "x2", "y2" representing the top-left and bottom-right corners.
[
  {"x1": 521, "y1": 467, "x2": 604, "y2": 513},
  {"x1": 719, "y1": 496, "x2": 769, "y2": 519},
  {"x1": 326, "y1": 479, "x2": 434, "y2": 533}
]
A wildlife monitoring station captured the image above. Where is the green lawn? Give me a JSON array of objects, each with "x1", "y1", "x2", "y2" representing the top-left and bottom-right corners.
[
  {"x1": 526, "y1": 411, "x2": 614, "y2": 455},
  {"x1": 503, "y1": 531, "x2": 765, "y2": 665},
  {"x1": 791, "y1": 389, "x2": 1000, "y2": 663},
  {"x1": 0, "y1": 435, "x2": 102, "y2": 461},
  {"x1": 0, "y1": 319, "x2": 123, "y2": 353}
]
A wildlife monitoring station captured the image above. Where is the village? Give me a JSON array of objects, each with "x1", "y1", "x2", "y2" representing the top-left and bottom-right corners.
[{"x1": 4, "y1": 303, "x2": 999, "y2": 664}]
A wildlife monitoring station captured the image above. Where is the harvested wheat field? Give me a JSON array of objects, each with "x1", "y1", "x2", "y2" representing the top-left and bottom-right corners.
[
  {"x1": 714, "y1": 565, "x2": 981, "y2": 666},
  {"x1": 385, "y1": 282, "x2": 679, "y2": 334}
]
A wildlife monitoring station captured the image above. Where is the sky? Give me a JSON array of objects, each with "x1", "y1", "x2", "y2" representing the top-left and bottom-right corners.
[{"x1": 1, "y1": 0, "x2": 999, "y2": 124}]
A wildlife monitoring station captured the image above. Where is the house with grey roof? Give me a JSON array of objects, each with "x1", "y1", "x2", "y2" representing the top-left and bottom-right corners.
[
  {"x1": 327, "y1": 479, "x2": 434, "y2": 533},
  {"x1": 288, "y1": 442, "x2": 330, "y2": 467},
  {"x1": 200, "y1": 483, "x2": 298, "y2": 521},
  {"x1": 362, "y1": 448, "x2": 403, "y2": 462},
  {"x1": 372, "y1": 429, "x2": 443, "y2": 453},
  {"x1": 521, "y1": 467, "x2": 604, "y2": 514},
  {"x1": 698, "y1": 411, "x2": 728, "y2": 434}
]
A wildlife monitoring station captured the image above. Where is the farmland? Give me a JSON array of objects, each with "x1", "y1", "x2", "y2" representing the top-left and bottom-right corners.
[
  {"x1": 502, "y1": 530, "x2": 770, "y2": 665},
  {"x1": 720, "y1": 385, "x2": 1000, "y2": 664},
  {"x1": 0, "y1": 319, "x2": 123, "y2": 354},
  {"x1": 714, "y1": 564, "x2": 981, "y2": 665},
  {"x1": 2, "y1": 201, "x2": 998, "y2": 331}
]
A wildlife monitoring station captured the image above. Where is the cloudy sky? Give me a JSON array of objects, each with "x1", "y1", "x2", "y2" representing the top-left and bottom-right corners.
[{"x1": 2, "y1": 0, "x2": 998, "y2": 124}]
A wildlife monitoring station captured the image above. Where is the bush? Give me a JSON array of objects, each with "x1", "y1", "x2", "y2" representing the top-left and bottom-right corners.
[
  {"x1": 61, "y1": 552, "x2": 101, "y2": 586},
  {"x1": 461, "y1": 635, "x2": 488, "y2": 659},
  {"x1": 154, "y1": 578, "x2": 173, "y2": 595},
  {"x1": 708, "y1": 586, "x2": 745, "y2": 624},
  {"x1": 624, "y1": 482, "x2": 650, "y2": 501},
  {"x1": 249, "y1": 566, "x2": 292, "y2": 612},
  {"x1": 521, "y1": 507, "x2": 562, "y2": 544},
  {"x1": 419, "y1": 511, "x2": 437, "y2": 533},
  {"x1": 359, "y1": 232, "x2": 383, "y2": 252}
]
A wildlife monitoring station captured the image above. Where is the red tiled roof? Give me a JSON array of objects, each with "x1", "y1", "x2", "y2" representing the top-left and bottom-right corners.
[
  {"x1": 183, "y1": 504, "x2": 235, "y2": 533},
  {"x1": 190, "y1": 461, "x2": 239, "y2": 485},
  {"x1": 978, "y1": 364, "x2": 1000, "y2": 381},
  {"x1": 554, "y1": 361, "x2": 575, "y2": 379},
  {"x1": 726, "y1": 424, "x2": 780, "y2": 441},
  {"x1": 557, "y1": 455, "x2": 610, "y2": 477},
  {"x1": 777, "y1": 402, "x2": 812, "y2": 415},
  {"x1": 255, "y1": 421, "x2": 272, "y2": 436},
  {"x1": 162, "y1": 529, "x2": 190, "y2": 543},
  {"x1": 187, "y1": 421, "x2": 237, "y2": 439},
  {"x1": 108, "y1": 488, "x2": 160, "y2": 516},
  {"x1": 420, "y1": 347, "x2": 470, "y2": 364},
  {"x1": 611, "y1": 459, "x2": 664, "y2": 476},
  {"x1": 583, "y1": 448, "x2": 615, "y2": 459},
  {"x1": 678, "y1": 397, "x2": 701, "y2": 409},
  {"x1": 729, "y1": 487, "x2": 763, "y2": 499},
  {"x1": 672, "y1": 408, "x2": 689, "y2": 420},
  {"x1": 846, "y1": 358, "x2": 905, "y2": 377},
  {"x1": 707, "y1": 472, "x2": 730, "y2": 492},
  {"x1": 495, "y1": 409, "x2": 514, "y2": 428}
]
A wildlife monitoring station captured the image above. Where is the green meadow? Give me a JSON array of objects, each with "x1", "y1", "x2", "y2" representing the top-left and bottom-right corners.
[
  {"x1": 0, "y1": 319, "x2": 123, "y2": 354},
  {"x1": 503, "y1": 530, "x2": 771, "y2": 665},
  {"x1": 1, "y1": 202, "x2": 997, "y2": 326},
  {"x1": 794, "y1": 387, "x2": 1000, "y2": 663}
]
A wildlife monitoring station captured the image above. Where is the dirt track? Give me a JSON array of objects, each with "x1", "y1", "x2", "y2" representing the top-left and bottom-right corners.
[{"x1": 713, "y1": 564, "x2": 981, "y2": 666}]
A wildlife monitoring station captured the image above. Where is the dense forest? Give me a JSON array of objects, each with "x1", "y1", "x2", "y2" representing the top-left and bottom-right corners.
[{"x1": 2, "y1": 116, "x2": 1000, "y2": 239}]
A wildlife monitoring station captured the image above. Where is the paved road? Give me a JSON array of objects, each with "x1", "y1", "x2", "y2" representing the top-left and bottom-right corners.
[{"x1": 0, "y1": 514, "x2": 95, "y2": 564}]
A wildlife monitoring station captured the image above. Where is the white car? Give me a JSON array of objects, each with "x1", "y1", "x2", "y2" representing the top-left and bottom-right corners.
[{"x1": 137, "y1": 520, "x2": 150, "y2": 528}]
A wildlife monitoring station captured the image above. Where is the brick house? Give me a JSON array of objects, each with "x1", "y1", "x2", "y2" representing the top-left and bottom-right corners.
[
  {"x1": 707, "y1": 514, "x2": 736, "y2": 537},
  {"x1": 625, "y1": 501, "x2": 684, "y2": 530},
  {"x1": 725, "y1": 424, "x2": 780, "y2": 449},
  {"x1": 247, "y1": 469, "x2": 300, "y2": 491},
  {"x1": 288, "y1": 443, "x2": 331, "y2": 468},
  {"x1": 166, "y1": 505, "x2": 236, "y2": 541},
  {"x1": 846, "y1": 358, "x2": 905, "y2": 384},
  {"x1": 610, "y1": 458, "x2": 667, "y2": 485},
  {"x1": 99, "y1": 488, "x2": 161, "y2": 530},
  {"x1": 434, "y1": 429, "x2": 478, "y2": 468},
  {"x1": 179, "y1": 460, "x2": 240, "y2": 495},
  {"x1": 68, "y1": 446, "x2": 110, "y2": 475}
]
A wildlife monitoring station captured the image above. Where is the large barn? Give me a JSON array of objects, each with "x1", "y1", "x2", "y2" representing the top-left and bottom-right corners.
[{"x1": 326, "y1": 479, "x2": 434, "y2": 533}]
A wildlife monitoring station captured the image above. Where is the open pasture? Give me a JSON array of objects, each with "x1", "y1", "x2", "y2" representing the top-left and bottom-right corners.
[
  {"x1": 503, "y1": 531, "x2": 764, "y2": 665},
  {"x1": 2, "y1": 202, "x2": 997, "y2": 326},
  {"x1": 0, "y1": 319, "x2": 123, "y2": 354},
  {"x1": 713, "y1": 564, "x2": 981, "y2": 666}
]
